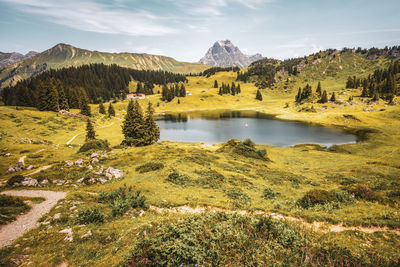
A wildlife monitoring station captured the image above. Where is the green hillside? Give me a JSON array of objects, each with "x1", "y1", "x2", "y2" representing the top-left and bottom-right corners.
[{"x1": 0, "y1": 43, "x2": 208, "y2": 88}]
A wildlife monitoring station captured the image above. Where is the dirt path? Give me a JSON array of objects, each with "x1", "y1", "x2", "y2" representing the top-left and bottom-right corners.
[
  {"x1": 66, "y1": 119, "x2": 121, "y2": 144},
  {"x1": 25, "y1": 165, "x2": 52, "y2": 176},
  {"x1": 0, "y1": 190, "x2": 66, "y2": 248},
  {"x1": 149, "y1": 205, "x2": 400, "y2": 235}
]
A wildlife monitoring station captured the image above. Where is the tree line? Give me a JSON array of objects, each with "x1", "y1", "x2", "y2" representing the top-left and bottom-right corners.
[
  {"x1": 215, "y1": 81, "x2": 241, "y2": 96},
  {"x1": 2, "y1": 63, "x2": 187, "y2": 110},
  {"x1": 346, "y1": 60, "x2": 399, "y2": 100},
  {"x1": 161, "y1": 83, "x2": 186, "y2": 102}
]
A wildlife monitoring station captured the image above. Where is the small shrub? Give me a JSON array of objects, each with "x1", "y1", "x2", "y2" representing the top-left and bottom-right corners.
[
  {"x1": 78, "y1": 139, "x2": 109, "y2": 153},
  {"x1": 217, "y1": 139, "x2": 269, "y2": 160},
  {"x1": 98, "y1": 185, "x2": 148, "y2": 217},
  {"x1": 166, "y1": 171, "x2": 189, "y2": 185},
  {"x1": 136, "y1": 162, "x2": 164, "y2": 173},
  {"x1": 225, "y1": 188, "x2": 251, "y2": 208},
  {"x1": 297, "y1": 189, "x2": 338, "y2": 209},
  {"x1": 262, "y1": 187, "x2": 278, "y2": 199},
  {"x1": 347, "y1": 184, "x2": 374, "y2": 200},
  {"x1": 76, "y1": 206, "x2": 105, "y2": 224},
  {"x1": 7, "y1": 175, "x2": 25, "y2": 186}
]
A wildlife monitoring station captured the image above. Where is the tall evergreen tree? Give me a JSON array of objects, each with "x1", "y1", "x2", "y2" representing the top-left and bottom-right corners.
[
  {"x1": 142, "y1": 102, "x2": 160, "y2": 145},
  {"x1": 99, "y1": 102, "x2": 106, "y2": 114},
  {"x1": 108, "y1": 103, "x2": 115, "y2": 117},
  {"x1": 121, "y1": 100, "x2": 144, "y2": 146},
  {"x1": 256, "y1": 90, "x2": 263, "y2": 101},
  {"x1": 80, "y1": 96, "x2": 91, "y2": 116},
  {"x1": 319, "y1": 90, "x2": 328, "y2": 103},
  {"x1": 316, "y1": 82, "x2": 322, "y2": 95},
  {"x1": 236, "y1": 84, "x2": 241, "y2": 94},
  {"x1": 85, "y1": 119, "x2": 96, "y2": 141},
  {"x1": 330, "y1": 92, "x2": 336, "y2": 102},
  {"x1": 214, "y1": 80, "x2": 218, "y2": 88}
]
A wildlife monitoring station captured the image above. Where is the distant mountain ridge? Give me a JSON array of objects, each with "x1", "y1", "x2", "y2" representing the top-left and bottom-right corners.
[
  {"x1": 0, "y1": 51, "x2": 38, "y2": 68},
  {"x1": 199, "y1": 40, "x2": 263, "y2": 68},
  {"x1": 0, "y1": 43, "x2": 208, "y2": 88}
]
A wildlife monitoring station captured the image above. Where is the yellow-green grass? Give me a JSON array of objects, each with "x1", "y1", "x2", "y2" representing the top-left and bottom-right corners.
[{"x1": 1, "y1": 69, "x2": 400, "y2": 265}]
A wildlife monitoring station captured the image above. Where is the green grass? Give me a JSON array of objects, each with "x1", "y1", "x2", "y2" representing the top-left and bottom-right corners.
[
  {"x1": 0, "y1": 54, "x2": 400, "y2": 265},
  {"x1": 0, "y1": 195, "x2": 44, "y2": 224}
]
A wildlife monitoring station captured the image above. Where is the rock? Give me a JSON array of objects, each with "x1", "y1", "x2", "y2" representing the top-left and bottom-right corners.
[
  {"x1": 139, "y1": 210, "x2": 145, "y2": 217},
  {"x1": 21, "y1": 177, "x2": 39, "y2": 187},
  {"x1": 90, "y1": 153, "x2": 99, "y2": 159},
  {"x1": 70, "y1": 206, "x2": 77, "y2": 211},
  {"x1": 88, "y1": 165, "x2": 93, "y2": 170},
  {"x1": 77, "y1": 178, "x2": 85, "y2": 183},
  {"x1": 97, "y1": 177, "x2": 107, "y2": 184},
  {"x1": 53, "y1": 213, "x2": 61, "y2": 220},
  {"x1": 53, "y1": 179, "x2": 65, "y2": 186},
  {"x1": 59, "y1": 227, "x2": 73, "y2": 242},
  {"x1": 40, "y1": 179, "x2": 49, "y2": 185},
  {"x1": 6, "y1": 167, "x2": 16, "y2": 174},
  {"x1": 100, "y1": 153, "x2": 108, "y2": 158},
  {"x1": 104, "y1": 167, "x2": 123, "y2": 179},
  {"x1": 87, "y1": 177, "x2": 96, "y2": 184},
  {"x1": 81, "y1": 230, "x2": 92, "y2": 239},
  {"x1": 5, "y1": 153, "x2": 11, "y2": 157},
  {"x1": 91, "y1": 158, "x2": 99, "y2": 164},
  {"x1": 94, "y1": 166, "x2": 104, "y2": 175},
  {"x1": 74, "y1": 159, "x2": 84, "y2": 166},
  {"x1": 65, "y1": 160, "x2": 74, "y2": 167}
]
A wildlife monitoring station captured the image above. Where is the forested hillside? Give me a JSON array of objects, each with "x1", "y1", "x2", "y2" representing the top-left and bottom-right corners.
[{"x1": 2, "y1": 63, "x2": 187, "y2": 110}]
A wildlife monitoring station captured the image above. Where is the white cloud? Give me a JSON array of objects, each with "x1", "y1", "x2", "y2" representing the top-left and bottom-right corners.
[
  {"x1": 3, "y1": 0, "x2": 177, "y2": 36},
  {"x1": 171, "y1": 0, "x2": 273, "y2": 16}
]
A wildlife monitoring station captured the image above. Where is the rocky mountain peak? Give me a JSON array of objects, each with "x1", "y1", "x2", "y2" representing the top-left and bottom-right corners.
[{"x1": 199, "y1": 40, "x2": 263, "y2": 68}]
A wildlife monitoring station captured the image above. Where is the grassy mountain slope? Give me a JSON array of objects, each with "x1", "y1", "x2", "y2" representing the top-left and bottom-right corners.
[{"x1": 0, "y1": 43, "x2": 208, "y2": 88}]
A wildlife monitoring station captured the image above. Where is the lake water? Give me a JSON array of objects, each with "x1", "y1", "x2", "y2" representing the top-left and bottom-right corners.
[{"x1": 156, "y1": 110, "x2": 357, "y2": 147}]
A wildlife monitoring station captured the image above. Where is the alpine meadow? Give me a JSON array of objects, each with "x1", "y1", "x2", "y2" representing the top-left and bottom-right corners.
[{"x1": 1, "y1": 0, "x2": 400, "y2": 266}]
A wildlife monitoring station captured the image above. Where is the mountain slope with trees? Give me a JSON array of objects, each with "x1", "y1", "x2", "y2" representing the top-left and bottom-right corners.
[{"x1": 0, "y1": 43, "x2": 208, "y2": 89}]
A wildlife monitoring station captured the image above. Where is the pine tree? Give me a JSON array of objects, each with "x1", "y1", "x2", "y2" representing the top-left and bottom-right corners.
[
  {"x1": 256, "y1": 90, "x2": 263, "y2": 101},
  {"x1": 214, "y1": 80, "x2": 218, "y2": 88},
  {"x1": 180, "y1": 84, "x2": 186, "y2": 97},
  {"x1": 142, "y1": 102, "x2": 160, "y2": 145},
  {"x1": 316, "y1": 81, "x2": 322, "y2": 95},
  {"x1": 80, "y1": 96, "x2": 91, "y2": 116},
  {"x1": 108, "y1": 103, "x2": 115, "y2": 117},
  {"x1": 177, "y1": 99, "x2": 180, "y2": 104},
  {"x1": 99, "y1": 102, "x2": 106, "y2": 114},
  {"x1": 121, "y1": 100, "x2": 144, "y2": 146},
  {"x1": 219, "y1": 87, "x2": 223, "y2": 95},
  {"x1": 85, "y1": 119, "x2": 96, "y2": 141},
  {"x1": 330, "y1": 92, "x2": 336, "y2": 102},
  {"x1": 231, "y1": 82, "x2": 236, "y2": 95},
  {"x1": 295, "y1": 88, "x2": 302, "y2": 103},
  {"x1": 236, "y1": 84, "x2": 241, "y2": 94},
  {"x1": 319, "y1": 90, "x2": 328, "y2": 103}
]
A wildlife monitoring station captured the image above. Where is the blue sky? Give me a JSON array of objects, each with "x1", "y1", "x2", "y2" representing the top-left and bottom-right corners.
[{"x1": 1, "y1": 0, "x2": 399, "y2": 62}]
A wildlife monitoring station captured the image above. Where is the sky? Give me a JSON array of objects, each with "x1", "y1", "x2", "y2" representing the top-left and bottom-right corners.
[{"x1": 0, "y1": 0, "x2": 399, "y2": 62}]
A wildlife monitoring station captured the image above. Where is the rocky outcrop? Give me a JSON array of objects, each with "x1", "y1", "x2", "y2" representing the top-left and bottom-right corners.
[
  {"x1": 0, "y1": 51, "x2": 38, "y2": 68},
  {"x1": 199, "y1": 40, "x2": 263, "y2": 68}
]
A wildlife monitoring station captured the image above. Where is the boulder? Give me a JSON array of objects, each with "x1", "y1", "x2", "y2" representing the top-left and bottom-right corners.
[
  {"x1": 104, "y1": 167, "x2": 123, "y2": 179},
  {"x1": 65, "y1": 160, "x2": 74, "y2": 167},
  {"x1": 90, "y1": 153, "x2": 99, "y2": 159},
  {"x1": 97, "y1": 177, "x2": 108, "y2": 184},
  {"x1": 6, "y1": 167, "x2": 16, "y2": 174},
  {"x1": 21, "y1": 177, "x2": 39, "y2": 187},
  {"x1": 40, "y1": 179, "x2": 49, "y2": 185},
  {"x1": 53, "y1": 179, "x2": 65, "y2": 186},
  {"x1": 75, "y1": 159, "x2": 84, "y2": 166},
  {"x1": 91, "y1": 158, "x2": 99, "y2": 164}
]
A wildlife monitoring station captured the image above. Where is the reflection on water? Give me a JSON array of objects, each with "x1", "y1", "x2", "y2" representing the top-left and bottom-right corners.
[{"x1": 156, "y1": 110, "x2": 356, "y2": 147}]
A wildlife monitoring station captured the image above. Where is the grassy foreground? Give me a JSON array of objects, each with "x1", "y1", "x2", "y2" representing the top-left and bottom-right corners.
[{"x1": 0, "y1": 70, "x2": 400, "y2": 265}]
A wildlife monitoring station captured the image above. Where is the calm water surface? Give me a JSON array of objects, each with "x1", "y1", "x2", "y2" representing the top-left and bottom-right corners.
[{"x1": 156, "y1": 110, "x2": 356, "y2": 147}]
